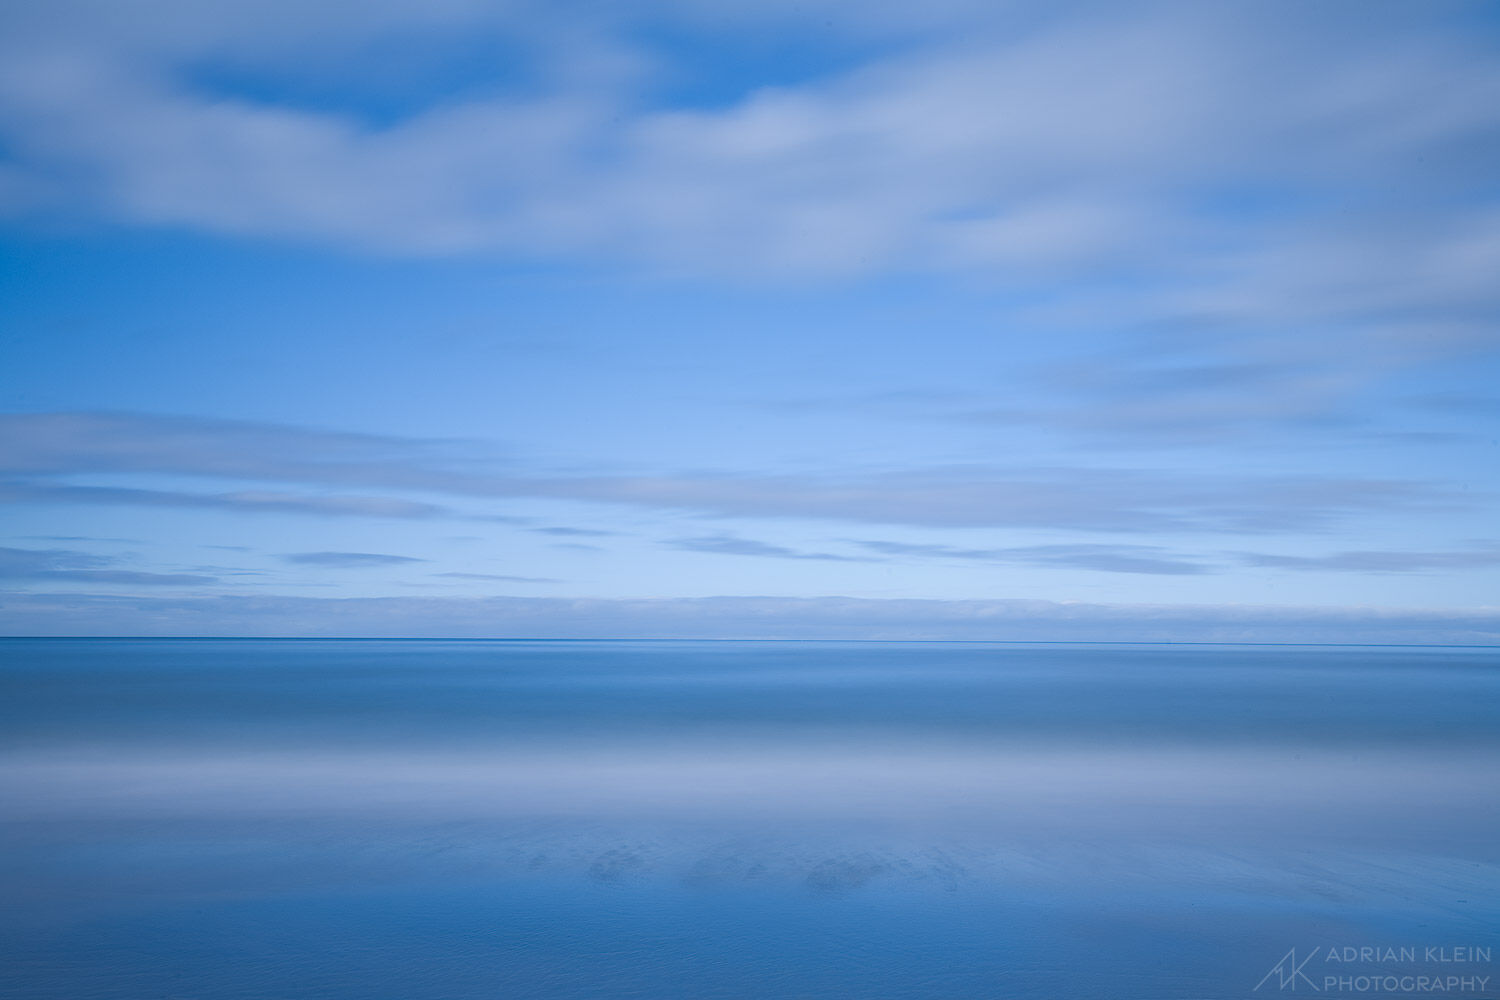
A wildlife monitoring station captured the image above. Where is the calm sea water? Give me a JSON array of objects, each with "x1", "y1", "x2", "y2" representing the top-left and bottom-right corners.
[{"x1": 2, "y1": 639, "x2": 1497, "y2": 999}]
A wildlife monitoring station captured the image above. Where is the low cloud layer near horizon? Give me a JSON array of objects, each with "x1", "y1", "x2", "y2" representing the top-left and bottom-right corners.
[{"x1": 2, "y1": 592, "x2": 1496, "y2": 645}]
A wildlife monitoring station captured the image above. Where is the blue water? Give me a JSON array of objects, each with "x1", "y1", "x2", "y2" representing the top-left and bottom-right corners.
[{"x1": 2, "y1": 639, "x2": 1497, "y2": 999}]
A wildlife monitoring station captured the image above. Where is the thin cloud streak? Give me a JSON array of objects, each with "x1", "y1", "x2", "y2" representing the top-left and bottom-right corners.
[
  {"x1": 0, "y1": 479, "x2": 450, "y2": 519},
  {"x1": 0, "y1": 546, "x2": 217, "y2": 586},
  {"x1": 1239, "y1": 545, "x2": 1500, "y2": 574},
  {"x1": 529, "y1": 526, "x2": 617, "y2": 537},
  {"x1": 668, "y1": 535, "x2": 874, "y2": 562},
  {"x1": 855, "y1": 540, "x2": 1211, "y2": 575},
  {"x1": 282, "y1": 552, "x2": 425, "y2": 568}
]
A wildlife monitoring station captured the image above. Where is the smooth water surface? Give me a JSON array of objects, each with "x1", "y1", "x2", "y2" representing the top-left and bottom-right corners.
[{"x1": 2, "y1": 639, "x2": 1497, "y2": 999}]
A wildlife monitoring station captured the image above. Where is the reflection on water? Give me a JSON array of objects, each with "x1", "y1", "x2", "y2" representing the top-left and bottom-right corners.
[{"x1": 2, "y1": 639, "x2": 1497, "y2": 999}]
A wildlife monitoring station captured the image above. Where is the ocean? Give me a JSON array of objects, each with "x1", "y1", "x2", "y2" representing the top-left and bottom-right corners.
[{"x1": 2, "y1": 638, "x2": 1497, "y2": 999}]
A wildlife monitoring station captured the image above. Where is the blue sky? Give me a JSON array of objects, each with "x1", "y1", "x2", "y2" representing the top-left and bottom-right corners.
[{"x1": 1, "y1": 0, "x2": 1498, "y2": 639}]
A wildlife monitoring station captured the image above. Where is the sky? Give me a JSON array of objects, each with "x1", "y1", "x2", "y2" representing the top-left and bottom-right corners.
[{"x1": 1, "y1": 0, "x2": 1498, "y2": 640}]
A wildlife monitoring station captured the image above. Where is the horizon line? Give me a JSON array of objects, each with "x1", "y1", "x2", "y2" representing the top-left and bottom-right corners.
[{"x1": 2, "y1": 635, "x2": 1497, "y2": 649}]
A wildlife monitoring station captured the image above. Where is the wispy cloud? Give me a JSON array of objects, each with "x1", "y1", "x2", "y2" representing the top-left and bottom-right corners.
[
  {"x1": 854, "y1": 540, "x2": 1210, "y2": 575},
  {"x1": 556, "y1": 468, "x2": 1442, "y2": 533},
  {"x1": 0, "y1": 546, "x2": 216, "y2": 585},
  {"x1": 0, "y1": 3, "x2": 1493, "y2": 466},
  {"x1": 0, "y1": 411, "x2": 471, "y2": 484},
  {"x1": 668, "y1": 535, "x2": 873, "y2": 562},
  {"x1": 0, "y1": 479, "x2": 450, "y2": 519},
  {"x1": 2, "y1": 0, "x2": 1496, "y2": 299},
  {"x1": 1239, "y1": 545, "x2": 1500, "y2": 574},
  {"x1": 282, "y1": 551, "x2": 425, "y2": 568},
  {"x1": 0, "y1": 0, "x2": 1493, "y2": 484},
  {"x1": 529, "y1": 526, "x2": 617, "y2": 537}
]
